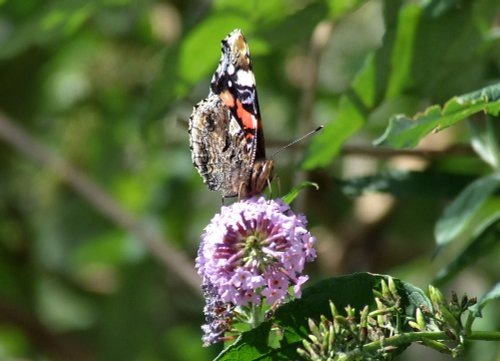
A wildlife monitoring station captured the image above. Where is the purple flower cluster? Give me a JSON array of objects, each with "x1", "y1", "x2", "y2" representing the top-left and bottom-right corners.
[{"x1": 196, "y1": 196, "x2": 316, "y2": 344}]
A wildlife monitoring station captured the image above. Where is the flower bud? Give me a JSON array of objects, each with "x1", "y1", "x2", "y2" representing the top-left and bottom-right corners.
[{"x1": 416, "y1": 307, "x2": 426, "y2": 330}]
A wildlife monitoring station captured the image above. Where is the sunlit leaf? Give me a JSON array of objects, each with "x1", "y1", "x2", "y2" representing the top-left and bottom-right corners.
[
  {"x1": 385, "y1": 3, "x2": 421, "y2": 98},
  {"x1": 213, "y1": 0, "x2": 288, "y2": 24},
  {"x1": 179, "y1": 15, "x2": 253, "y2": 84},
  {"x1": 327, "y1": 0, "x2": 368, "y2": 18},
  {"x1": 303, "y1": 0, "x2": 486, "y2": 168},
  {"x1": 374, "y1": 83, "x2": 500, "y2": 149},
  {"x1": 302, "y1": 52, "x2": 377, "y2": 169},
  {"x1": 281, "y1": 181, "x2": 318, "y2": 204},
  {"x1": 469, "y1": 114, "x2": 500, "y2": 170},
  {"x1": 302, "y1": 2, "x2": 403, "y2": 169}
]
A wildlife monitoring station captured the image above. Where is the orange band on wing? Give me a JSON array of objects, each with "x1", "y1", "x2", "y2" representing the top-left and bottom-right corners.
[{"x1": 236, "y1": 99, "x2": 256, "y2": 130}]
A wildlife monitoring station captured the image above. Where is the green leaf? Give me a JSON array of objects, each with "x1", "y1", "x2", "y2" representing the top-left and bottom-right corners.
[
  {"x1": 424, "y1": 0, "x2": 464, "y2": 17},
  {"x1": 410, "y1": 2, "x2": 490, "y2": 100},
  {"x1": 469, "y1": 114, "x2": 500, "y2": 170},
  {"x1": 338, "y1": 169, "x2": 475, "y2": 198},
  {"x1": 258, "y1": 1, "x2": 330, "y2": 48},
  {"x1": 281, "y1": 181, "x2": 318, "y2": 204},
  {"x1": 302, "y1": 2, "x2": 403, "y2": 169},
  {"x1": 216, "y1": 273, "x2": 431, "y2": 360},
  {"x1": 302, "y1": 53, "x2": 376, "y2": 169},
  {"x1": 374, "y1": 83, "x2": 500, "y2": 149},
  {"x1": 469, "y1": 282, "x2": 500, "y2": 317},
  {"x1": 71, "y1": 231, "x2": 145, "y2": 268},
  {"x1": 0, "y1": 3, "x2": 96, "y2": 60},
  {"x1": 178, "y1": 15, "x2": 254, "y2": 84},
  {"x1": 327, "y1": 0, "x2": 368, "y2": 19},
  {"x1": 434, "y1": 173, "x2": 500, "y2": 252},
  {"x1": 303, "y1": 0, "x2": 492, "y2": 168},
  {"x1": 433, "y1": 213, "x2": 500, "y2": 286},
  {"x1": 385, "y1": 3, "x2": 421, "y2": 98},
  {"x1": 213, "y1": 0, "x2": 287, "y2": 23}
]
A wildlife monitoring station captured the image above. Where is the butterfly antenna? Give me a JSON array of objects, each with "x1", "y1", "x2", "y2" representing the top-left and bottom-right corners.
[{"x1": 271, "y1": 125, "x2": 324, "y2": 158}]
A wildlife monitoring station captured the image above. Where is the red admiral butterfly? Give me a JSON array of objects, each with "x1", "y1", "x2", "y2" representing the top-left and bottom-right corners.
[{"x1": 189, "y1": 29, "x2": 273, "y2": 198}]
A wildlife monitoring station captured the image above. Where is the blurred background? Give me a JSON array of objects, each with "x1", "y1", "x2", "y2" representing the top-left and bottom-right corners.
[{"x1": 0, "y1": 0, "x2": 498, "y2": 360}]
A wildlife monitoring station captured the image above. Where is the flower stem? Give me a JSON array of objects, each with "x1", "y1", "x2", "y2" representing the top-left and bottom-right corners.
[
  {"x1": 363, "y1": 331, "x2": 446, "y2": 351},
  {"x1": 465, "y1": 311, "x2": 475, "y2": 335},
  {"x1": 249, "y1": 304, "x2": 263, "y2": 328},
  {"x1": 468, "y1": 331, "x2": 500, "y2": 341},
  {"x1": 340, "y1": 330, "x2": 500, "y2": 360}
]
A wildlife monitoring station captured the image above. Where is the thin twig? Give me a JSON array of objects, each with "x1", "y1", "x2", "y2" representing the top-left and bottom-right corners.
[
  {"x1": 266, "y1": 141, "x2": 475, "y2": 159},
  {"x1": 339, "y1": 144, "x2": 475, "y2": 158},
  {"x1": 298, "y1": 21, "x2": 334, "y2": 131},
  {"x1": 294, "y1": 21, "x2": 334, "y2": 210},
  {"x1": 0, "y1": 113, "x2": 201, "y2": 296}
]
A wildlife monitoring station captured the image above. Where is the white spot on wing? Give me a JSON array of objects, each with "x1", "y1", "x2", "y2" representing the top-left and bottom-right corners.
[
  {"x1": 229, "y1": 116, "x2": 242, "y2": 136},
  {"x1": 236, "y1": 70, "x2": 256, "y2": 87}
]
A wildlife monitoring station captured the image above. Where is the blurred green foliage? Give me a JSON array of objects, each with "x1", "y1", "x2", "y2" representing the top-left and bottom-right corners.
[{"x1": 0, "y1": 0, "x2": 498, "y2": 360}]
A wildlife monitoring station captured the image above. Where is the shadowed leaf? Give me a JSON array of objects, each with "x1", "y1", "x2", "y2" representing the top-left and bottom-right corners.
[
  {"x1": 338, "y1": 169, "x2": 475, "y2": 198},
  {"x1": 434, "y1": 173, "x2": 500, "y2": 252},
  {"x1": 434, "y1": 214, "x2": 500, "y2": 286},
  {"x1": 469, "y1": 282, "x2": 500, "y2": 317}
]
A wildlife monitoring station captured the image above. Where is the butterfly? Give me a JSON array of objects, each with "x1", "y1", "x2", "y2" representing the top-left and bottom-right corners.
[{"x1": 189, "y1": 29, "x2": 273, "y2": 199}]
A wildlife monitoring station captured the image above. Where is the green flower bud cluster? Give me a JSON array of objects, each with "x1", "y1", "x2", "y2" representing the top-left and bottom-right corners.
[
  {"x1": 297, "y1": 278, "x2": 477, "y2": 361},
  {"x1": 410, "y1": 286, "x2": 477, "y2": 357}
]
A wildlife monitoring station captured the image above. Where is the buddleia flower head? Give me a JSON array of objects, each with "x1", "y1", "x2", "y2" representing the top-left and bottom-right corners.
[{"x1": 196, "y1": 196, "x2": 316, "y2": 345}]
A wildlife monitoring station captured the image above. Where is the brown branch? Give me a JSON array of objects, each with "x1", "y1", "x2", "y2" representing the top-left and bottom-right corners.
[
  {"x1": 168, "y1": 135, "x2": 476, "y2": 160},
  {"x1": 339, "y1": 144, "x2": 475, "y2": 158},
  {"x1": 0, "y1": 113, "x2": 201, "y2": 296},
  {"x1": 266, "y1": 141, "x2": 475, "y2": 159}
]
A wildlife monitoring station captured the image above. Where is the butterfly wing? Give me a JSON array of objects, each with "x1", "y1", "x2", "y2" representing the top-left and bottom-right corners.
[
  {"x1": 210, "y1": 29, "x2": 266, "y2": 161},
  {"x1": 189, "y1": 94, "x2": 254, "y2": 197},
  {"x1": 189, "y1": 29, "x2": 272, "y2": 198}
]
